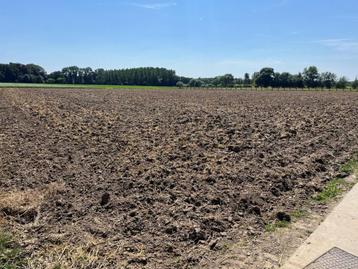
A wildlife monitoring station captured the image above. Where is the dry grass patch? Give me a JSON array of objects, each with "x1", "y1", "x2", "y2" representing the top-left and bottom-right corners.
[
  {"x1": 26, "y1": 239, "x2": 126, "y2": 269},
  {"x1": 0, "y1": 182, "x2": 66, "y2": 225}
]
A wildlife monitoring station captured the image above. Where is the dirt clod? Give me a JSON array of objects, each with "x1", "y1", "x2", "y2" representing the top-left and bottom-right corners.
[
  {"x1": 189, "y1": 228, "x2": 208, "y2": 243},
  {"x1": 100, "y1": 192, "x2": 110, "y2": 206},
  {"x1": 276, "y1": 212, "x2": 291, "y2": 222}
]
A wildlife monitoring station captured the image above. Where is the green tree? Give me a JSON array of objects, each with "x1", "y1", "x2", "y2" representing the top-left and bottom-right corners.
[
  {"x1": 244, "y1": 73, "x2": 251, "y2": 86},
  {"x1": 278, "y1": 72, "x2": 294, "y2": 88},
  {"x1": 303, "y1": 66, "x2": 320, "y2": 88},
  {"x1": 25, "y1": 64, "x2": 47, "y2": 83},
  {"x1": 234, "y1": 77, "x2": 243, "y2": 87},
  {"x1": 176, "y1": 81, "x2": 185, "y2": 88},
  {"x1": 220, "y1": 74, "x2": 234, "y2": 87},
  {"x1": 273, "y1": 72, "x2": 281, "y2": 87},
  {"x1": 320, "y1": 72, "x2": 337, "y2": 89},
  {"x1": 255, "y1": 68, "x2": 275, "y2": 88},
  {"x1": 336, "y1": 76, "x2": 348, "y2": 89},
  {"x1": 352, "y1": 78, "x2": 358, "y2": 89},
  {"x1": 292, "y1": 73, "x2": 304, "y2": 88},
  {"x1": 48, "y1": 71, "x2": 64, "y2": 83},
  {"x1": 82, "y1": 67, "x2": 95, "y2": 84},
  {"x1": 0, "y1": 68, "x2": 4, "y2": 82},
  {"x1": 188, "y1": 79, "x2": 203, "y2": 87},
  {"x1": 0, "y1": 63, "x2": 47, "y2": 83},
  {"x1": 62, "y1": 66, "x2": 80, "y2": 84}
]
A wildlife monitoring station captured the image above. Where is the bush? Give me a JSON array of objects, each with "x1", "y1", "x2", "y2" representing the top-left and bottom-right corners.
[
  {"x1": 176, "y1": 81, "x2": 185, "y2": 88},
  {"x1": 56, "y1": 77, "x2": 65, "y2": 84},
  {"x1": 188, "y1": 79, "x2": 203, "y2": 87},
  {"x1": 352, "y1": 79, "x2": 358, "y2": 89},
  {"x1": 336, "y1": 77, "x2": 348, "y2": 89}
]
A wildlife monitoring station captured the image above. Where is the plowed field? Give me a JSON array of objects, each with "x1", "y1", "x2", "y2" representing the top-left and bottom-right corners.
[{"x1": 1, "y1": 88, "x2": 358, "y2": 268}]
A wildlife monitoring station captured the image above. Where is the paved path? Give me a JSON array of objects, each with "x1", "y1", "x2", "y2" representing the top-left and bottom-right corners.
[{"x1": 282, "y1": 178, "x2": 358, "y2": 269}]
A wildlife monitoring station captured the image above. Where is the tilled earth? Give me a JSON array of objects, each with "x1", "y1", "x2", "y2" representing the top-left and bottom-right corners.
[{"x1": 0, "y1": 88, "x2": 358, "y2": 268}]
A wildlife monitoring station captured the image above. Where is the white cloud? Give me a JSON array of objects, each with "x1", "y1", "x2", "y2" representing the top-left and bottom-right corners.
[
  {"x1": 316, "y1": 39, "x2": 358, "y2": 52},
  {"x1": 131, "y1": 2, "x2": 177, "y2": 10}
]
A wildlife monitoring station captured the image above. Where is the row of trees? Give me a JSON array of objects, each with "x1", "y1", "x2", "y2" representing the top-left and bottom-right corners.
[
  {"x1": 0, "y1": 63, "x2": 179, "y2": 86},
  {"x1": 184, "y1": 66, "x2": 357, "y2": 89},
  {"x1": 0, "y1": 63, "x2": 47, "y2": 83},
  {"x1": 0, "y1": 62, "x2": 357, "y2": 89},
  {"x1": 252, "y1": 66, "x2": 351, "y2": 89},
  {"x1": 48, "y1": 66, "x2": 179, "y2": 86},
  {"x1": 178, "y1": 74, "x2": 238, "y2": 88}
]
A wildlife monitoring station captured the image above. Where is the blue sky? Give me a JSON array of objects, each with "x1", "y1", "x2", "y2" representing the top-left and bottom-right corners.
[{"x1": 1, "y1": 0, "x2": 358, "y2": 78}]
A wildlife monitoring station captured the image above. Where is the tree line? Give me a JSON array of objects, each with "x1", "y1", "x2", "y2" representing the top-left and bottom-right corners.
[
  {"x1": 0, "y1": 63, "x2": 179, "y2": 86},
  {"x1": 49, "y1": 66, "x2": 179, "y2": 86},
  {"x1": 0, "y1": 62, "x2": 357, "y2": 89},
  {"x1": 0, "y1": 63, "x2": 47, "y2": 83},
  {"x1": 185, "y1": 66, "x2": 357, "y2": 89}
]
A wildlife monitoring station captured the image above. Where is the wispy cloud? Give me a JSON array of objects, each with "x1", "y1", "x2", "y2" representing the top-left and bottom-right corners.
[
  {"x1": 131, "y1": 2, "x2": 177, "y2": 10},
  {"x1": 316, "y1": 39, "x2": 358, "y2": 52},
  {"x1": 219, "y1": 59, "x2": 283, "y2": 68},
  {"x1": 277, "y1": 0, "x2": 290, "y2": 6}
]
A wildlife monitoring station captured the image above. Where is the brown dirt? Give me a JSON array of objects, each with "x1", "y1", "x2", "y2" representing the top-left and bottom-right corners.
[
  {"x1": 0, "y1": 88, "x2": 358, "y2": 268},
  {"x1": 200, "y1": 173, "x2": 358, "y2": 269}
]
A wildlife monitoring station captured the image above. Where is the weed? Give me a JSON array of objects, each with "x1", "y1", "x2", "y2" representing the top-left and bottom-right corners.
[
  {"x1": 313, "y1": 179, "x2": 348, "y2": 203},
  {"x1": 220, "y1": 243, "x2": 231, "y2": 251},
  {"x1": 340, "y1": 158, "x2": 358, "y2": 175},
  {"x1": 291, "y1": 209, "x2": 308, "y2": 219},
  {"x1": 0, "y1": 232, "x2": 25, "y2": 269},
  {"x1": 313, "y1": 156, "x2": 358, "y2": 204},
  {"x1": 265, "y1": 220, "x2": 290, "y2": 232}
]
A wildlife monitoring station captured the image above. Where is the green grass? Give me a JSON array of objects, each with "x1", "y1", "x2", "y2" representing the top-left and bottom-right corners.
[
  {"x1": 0, "y1": 82, "x2": 175, "y2": 90},
  {"x1": 265, "y1": 220, "x2": 290, "y2": 232},
  {"x1": 313, "y1": 155, "x2": 358, "y2": 204},
  {"x1": 265, "y1": 209, "x2": 309, "y2": 233},
  {"x1": 265, "y1": 156, "x2": 358, "y2": 233},
  {"x1": 1, "y1": 83, "x2": 358, "y2": 91},
  {"x1": 340, "y1": 157, "x2": 358, "y2": 175},
  {"x1": 291, "y1": 209, "x2": 308, "y2": 219},
  {"x1": 0, "y1": 232, "x2": 25, "y2": 269},
  {"x1": 313, "y1": 178, "x2": 350, "y2": 203}
]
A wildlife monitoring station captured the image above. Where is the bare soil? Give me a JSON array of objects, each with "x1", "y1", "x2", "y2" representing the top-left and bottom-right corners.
[{"x1": 0, "y1": 88, "x2": 358, "y2": 268}]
